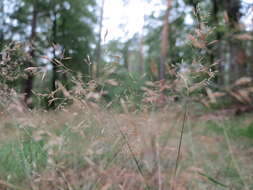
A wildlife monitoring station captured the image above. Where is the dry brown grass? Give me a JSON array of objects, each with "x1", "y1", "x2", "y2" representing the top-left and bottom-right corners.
[
  {"x1": 1, "y1": 19, "x2": 253, "y2": 190},
  {"x1": 0, "y1": 105, "x2": 253, "y2": 190}
]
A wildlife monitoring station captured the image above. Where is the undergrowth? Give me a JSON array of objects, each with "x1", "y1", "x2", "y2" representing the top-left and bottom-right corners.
[
  {"x1": 0, "y1": 109, "x2": 253, "y2": 189},
  {"x1": 1, "y1": 9, "x2": 253, "y2": 190}
]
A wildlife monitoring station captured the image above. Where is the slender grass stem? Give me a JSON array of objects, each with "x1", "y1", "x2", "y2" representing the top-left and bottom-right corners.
[
  {"x1": 222, "y1": 123, "x2": 249, "y2": 190},
  {"x1": 170, "y1": 100, "x2": 188, "y2": 190},
  {"x1": 110, "y1": 114, "x2": 151, "y2": 190},
  {"x1": 175, "y1": 102, "x2": 188, "y2": 173}
]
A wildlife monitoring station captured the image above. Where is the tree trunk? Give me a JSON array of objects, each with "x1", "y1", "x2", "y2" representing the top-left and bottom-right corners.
[
  {"x1": 50, "y1": 9, "x2": 58, "y2": 108},
  {"x1": 193, "y1": 2, "x2": 201, "y2": 29},
  {"x1": 23, "y1": 3, "x2": 37, "y2": 106},
  {"x1": 96, "y1": 0, "x2": 105, "y2": 78},
  {"x1": 224, "y1": 0, "x2": 245, "y2": 83},
  {"x1": 212, "y1": 0, "x2": 224, "y2": 85},
  {"x1": 159, "y1": 0, "x2": 172, "y2": 80},
  {"x1": 0, "y1": 0, "x2": 4, "y2": 50},
  {"x1": 251, "y1": 13, "x2": 253, "y2": 78},
  {"x1": 139, "y1": 34, "x2": 144, "y2": 75},
  {"x1": 123, "y1": 40, "x2": 130, "y2": 71}
]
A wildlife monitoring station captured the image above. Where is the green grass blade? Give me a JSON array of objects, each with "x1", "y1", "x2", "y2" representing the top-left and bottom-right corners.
[{"x1": 198, "y1": 172, "x2": 228, "y2": 188}]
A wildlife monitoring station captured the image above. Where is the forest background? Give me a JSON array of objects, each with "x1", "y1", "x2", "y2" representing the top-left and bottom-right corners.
[
  {"x1": 1, "y1": 0, "x2": 253, "y2": 111},
  {"x1": 1, "y1": 0, "x2": 253, "y2": 189}
]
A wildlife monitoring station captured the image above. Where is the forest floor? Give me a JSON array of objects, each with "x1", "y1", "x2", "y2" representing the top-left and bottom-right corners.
[{"x1": 0, "y1": 104, "x2": 253, "y2": 190}]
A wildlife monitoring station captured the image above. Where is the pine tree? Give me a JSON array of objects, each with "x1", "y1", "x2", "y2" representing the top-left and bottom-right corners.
[{"x1": 7, "y1": 0, "x2": 96, "y2": 107}]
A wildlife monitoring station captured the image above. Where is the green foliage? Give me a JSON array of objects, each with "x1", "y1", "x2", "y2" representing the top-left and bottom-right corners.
[
  {"x1": 0, "y1": 127, "x2": 47, "y2": 182},
  {"x1": 0, "y1": 43, "x2": 28, "y2": 91},
  {"x1": 205, "y1": 121, "x2": 224, "y2": 134},
  {"x1": 205, "y1": 118, "x2": 253, "y2": 140},
  {"x1": 102, "y1": 66, "x2": 146, "y2": 110},
  {"x1": 240, "y1": 122, "x2": 253, "y2": 139},
  {"x1": 50, "y1": 0, "x2": 96, "y2": 74},
  {"x1": 1, "y1": 0, "x2": 97, "y2": 108}
]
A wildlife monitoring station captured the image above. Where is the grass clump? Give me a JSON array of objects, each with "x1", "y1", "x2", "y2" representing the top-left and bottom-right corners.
[
  {"x1": 205, "y1": 116, "x2": 253, "y2": 141},
  {"x1": 0, "y1": 128, "x2": 47, "y2": 182},
  {"x1": 0, "y1": 108, "x2": 252, "y2": 189}
]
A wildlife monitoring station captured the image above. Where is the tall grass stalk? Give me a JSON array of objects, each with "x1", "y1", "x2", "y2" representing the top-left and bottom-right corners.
[
  {"x1": 170, "y1": 100, "x2": 188, "y2": 190},
  {"x1": 222, "y1": 123, "x2": 250, "y2": 190},
  {"x1": 111, "y1": 114, "x2": 151, "y2": 190},
  {"x1": 90, "y1": 137, "x2": 125, "y2": 190},
  {"x1": 187, "y1": 109, "x2": 199, "y2": 189},
  {"x1": 154, "y1": 135, "x2": 162, "y2": 190}
]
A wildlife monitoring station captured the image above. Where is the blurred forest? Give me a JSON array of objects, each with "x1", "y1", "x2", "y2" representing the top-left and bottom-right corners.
[
  {"x1": 1, "y1": 0, "x2": 253, "y2": 112},
  {"x1": 1, "y1": 1, "x2": 253, "y2": 189}
]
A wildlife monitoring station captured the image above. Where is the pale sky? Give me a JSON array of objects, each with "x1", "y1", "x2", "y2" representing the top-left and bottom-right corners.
[
  {"x1": 101, "y1": 0, "x2": 253, "y2": 43},
  {"x1": 102, "y1": 0, "x2": 164, "y2": 43}
]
